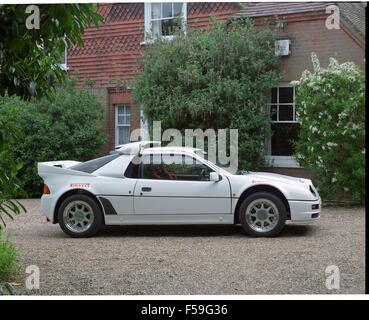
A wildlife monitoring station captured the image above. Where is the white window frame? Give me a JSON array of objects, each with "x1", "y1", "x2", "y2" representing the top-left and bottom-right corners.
[
  {"x1": 265, "y1": 83, "x2": 300, "y2": 168},
  {"x1": 140, "y1": 106, "x2": 149, "y2": 132},
  {"x1": 268, "y1": 84, "x2": 298, "y2": 124},
  {"x1": 58, "y1": 42, "x2": 68, "y2": 71},
  {"x1": 143, "y1": 2, "x2": 187, "y2": 42},
  {"x1": 115, "y1": 105, "x2": 131, "y2": 146}
]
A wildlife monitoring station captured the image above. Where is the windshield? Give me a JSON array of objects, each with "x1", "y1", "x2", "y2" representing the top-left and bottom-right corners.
[
  {"x1": 194, "y1": 152, "x2": 248, "y2": 176},
  {"x1": 196, "y1": 157, "x2": 232, "y2": 177},
  {"x1": 236, "y1": 169, "x2": 250, "y2": 175}
]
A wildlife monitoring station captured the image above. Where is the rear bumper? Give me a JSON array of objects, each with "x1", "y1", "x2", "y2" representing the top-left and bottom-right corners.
[
  {"x1": 288, "y1": 198, "x2": 321, "y2": 222},
  {"x1": 40, "y1": 194, "x2": 55, "y2": 222}
]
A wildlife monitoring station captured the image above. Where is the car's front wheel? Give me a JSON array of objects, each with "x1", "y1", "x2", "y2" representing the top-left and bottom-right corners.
[
  {"x1": 58, "y1": 194, "x2": 103, "y2": 238},
  {"x1": 239, "y1": 192, "x2": 287, "y2": 237}
]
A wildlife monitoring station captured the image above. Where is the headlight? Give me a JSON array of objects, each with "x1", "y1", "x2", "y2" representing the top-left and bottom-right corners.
[{"x1": 309, "y1": 185, "x2": 317, "y2": 197}]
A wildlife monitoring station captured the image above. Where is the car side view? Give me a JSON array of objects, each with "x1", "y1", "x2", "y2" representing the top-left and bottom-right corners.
[{"x1": 37, "y1": 141, "x2": 321, "y2": 238}]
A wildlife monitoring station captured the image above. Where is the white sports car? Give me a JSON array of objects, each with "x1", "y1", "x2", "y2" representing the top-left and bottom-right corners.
[{"x1": 38, "y1": 141, "x2": 321, "y2": 238}]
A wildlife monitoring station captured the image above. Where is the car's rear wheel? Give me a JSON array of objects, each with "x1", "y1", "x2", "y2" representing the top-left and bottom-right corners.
[
  {"x1": 58, "y1": 194, "x2": 103, "y2": 238},
  {"x1": 239, "y1": 192, "x2": 287, "y2": 237}
]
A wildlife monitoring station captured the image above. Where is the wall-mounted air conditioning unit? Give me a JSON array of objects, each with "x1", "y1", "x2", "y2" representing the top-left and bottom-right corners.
[{"x1": 275, "y1": 39, "x2": 291, "y2": 56}]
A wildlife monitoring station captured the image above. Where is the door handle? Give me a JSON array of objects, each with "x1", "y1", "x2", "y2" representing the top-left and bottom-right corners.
[{"x1": 141, "y1": 187, "x2": 152, "y2": 192}]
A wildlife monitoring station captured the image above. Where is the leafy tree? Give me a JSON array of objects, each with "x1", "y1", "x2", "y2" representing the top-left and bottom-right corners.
[
  {"x1": 0, "y1": 80, "x2": 107, "y2": 197},
  {"x1": 294, "y1": 54, "x2": 365, "y2": 202},
  {"x1": 134, "y1": 18, "x2": 280, "y2": 170},
  {"x1": 0, "y1": 4, "x2": 103, "y2": 99}
]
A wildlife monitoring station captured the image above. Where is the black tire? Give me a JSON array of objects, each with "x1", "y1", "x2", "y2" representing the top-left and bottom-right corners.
[
  {"x1": 239, "y1": 192, "x2": 287, "y2": 237},
  {"x1": 57, "y1": 194, "x2": 103, "y2": 238}
]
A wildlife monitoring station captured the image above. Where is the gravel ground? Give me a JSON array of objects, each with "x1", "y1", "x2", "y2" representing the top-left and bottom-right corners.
[{"x1": 4, "y1": 199, "x2": 365, "y2": 295}]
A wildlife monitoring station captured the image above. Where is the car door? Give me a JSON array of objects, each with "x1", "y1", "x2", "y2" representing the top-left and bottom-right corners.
[
  {"x1": 93, "y1": 154, "x2": 137, "y2": 216},
  {"x1": 133, "y1": 152, "x2": 231, "y2": 215}
]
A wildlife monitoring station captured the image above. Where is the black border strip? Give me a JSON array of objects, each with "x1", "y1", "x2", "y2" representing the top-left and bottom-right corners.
[{"x1": 0, "y1": 300, "x2": 365, "y2": 317}]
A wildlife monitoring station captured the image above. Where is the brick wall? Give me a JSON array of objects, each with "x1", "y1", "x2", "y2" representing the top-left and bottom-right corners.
[
  {"x1": 68, "y1": 4, "x2": 144, "y2": 89},
  {"x1": 68, "y1": 2, "x2": 241, "y2": 89},
  {"x1": 253, "y1": 12, "x2": 365, "y2": 81},
  {"x1": 282, "y1": 20, "x2": 364, "y2": 81}
]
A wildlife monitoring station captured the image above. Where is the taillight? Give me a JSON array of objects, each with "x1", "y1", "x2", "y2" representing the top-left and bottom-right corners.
[{"x1": 43, "y1": 184, "x2": 50, "y2": 194}]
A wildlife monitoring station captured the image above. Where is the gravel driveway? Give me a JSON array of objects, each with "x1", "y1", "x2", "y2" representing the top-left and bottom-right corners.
[{"x1": 5, "y1": 199, "x2": 365, "y2": 295}]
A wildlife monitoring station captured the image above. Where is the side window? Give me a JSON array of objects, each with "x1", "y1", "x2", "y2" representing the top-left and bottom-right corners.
[
  {"x1": 142, "y1": 154, "x2": 212, "y2": 181},
  {"x1": 124, "y1": 157, "x2": 140, "y2": 178},
  {"x1": 71, "y1": 154, "x2": 120, "y2": 174}
]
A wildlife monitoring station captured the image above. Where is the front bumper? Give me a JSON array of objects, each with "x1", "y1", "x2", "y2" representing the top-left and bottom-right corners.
[{"x1": 288, "y1": 198, "x2": 321, "y2": 222}]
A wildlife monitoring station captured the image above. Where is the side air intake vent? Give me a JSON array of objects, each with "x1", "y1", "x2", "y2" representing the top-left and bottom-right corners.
[{"x1": 309, "y1": 185, "x2": 316, "y2": 197}]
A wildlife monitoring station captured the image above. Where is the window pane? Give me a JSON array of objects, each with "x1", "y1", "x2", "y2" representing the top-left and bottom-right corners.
[
  {"x1": 142, "y1": 155, "x2": 211, "y2": 181},
  {"x1": 162, "y1": 2, "x2": 173, "y2": 18},
  {"x1": 117, "y1": 115, "x2": 124, "y2": 125},
  {"x1": 117, "y1": 106, "x2": 130, "y2": 124},
  {"x1": 151, "y1": 20, "x2": 161, "y2": 36},
  {"x1": 279, "y1": 87, "x2": 293, "y2": 103},
  {"x1": 124, "y1": 159, "x2": 140, "y2": 178},
  {"x1": 271, "y1": 88, "x2": 278, "y2": 103},
  {"x1": 271, "y1": 123, "x2": 300, "y2": 156},
  {"x1": 151, "y1": 3, "x2": 161, "y2": 19},
  {"x1": 174, "y1": 3, "x2": 183, "y2": 15},
  {"x1": 117, "y1": 106, "x2": 124, "y2": 115},
  {"x1": 161, "y1": 19, "x2": 175, "y2": 36},
  {"x1": 118, "y1": 126, "x2": 130, "y2": 145},
  {"x1": 270, "y1": 104, "x2": 278, "y2": 121},
  {"x1": 117, "y1": 105, "x2": 130, "y2": 115},
  {"x1": 278, "y1": 104, "x2": 294, "y2": 121},
  {"x1": 124, "y1": 115, "x2": 130, "y2": 125},
  {"x1": 71, "y1": 154, "x2": 119, "y2": 174}
]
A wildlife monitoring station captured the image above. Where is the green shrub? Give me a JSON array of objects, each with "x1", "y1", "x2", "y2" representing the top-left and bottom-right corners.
[
  {"x1": 0, "y1": 232, "x2": 20, "y2": 283},
  {"x1": 0, "y1": 110, "x2": 26, "y2": 228},
  {"x1": 0, "y1": 81, "x2": 107, "y2": 197},
  {"x1": 294, "y1": 54, "x2": 365, "y2": 202},
  {"x1": 133, "y1": 18, "x2": 280, "y2": 170}
]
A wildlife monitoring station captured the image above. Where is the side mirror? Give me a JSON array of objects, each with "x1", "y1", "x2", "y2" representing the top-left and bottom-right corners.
[{"x1": 209, "y1": 172, "x2": 220, "y2": 182}]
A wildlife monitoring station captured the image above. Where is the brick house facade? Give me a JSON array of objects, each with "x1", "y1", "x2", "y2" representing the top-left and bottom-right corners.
[
  {"x1": 67, "y1": 2, "x2": 241, "y2": 152},
  {"x1": 235, "y1": 2, "x2": 365, "y2": 176},
  {"x1": 66, "y1": 2, "x2": 365, "y2": 175}
]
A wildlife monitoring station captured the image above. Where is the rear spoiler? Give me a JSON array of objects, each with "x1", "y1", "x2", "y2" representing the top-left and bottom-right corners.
[
  {"x1": 111, "y1": 141, "x2": 160, "y2": 155},
  {"x1": 37, "y1": 160, "x2": 93, "y2": 178}
]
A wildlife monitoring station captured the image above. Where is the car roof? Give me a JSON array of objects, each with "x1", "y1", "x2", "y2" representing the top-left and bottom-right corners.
[
  {"x1": 111, "y1": 141, "x2": 206, "y2": 156},
  {"x1": 144, "y1": 146, "x2": 203, "y2": 154}
]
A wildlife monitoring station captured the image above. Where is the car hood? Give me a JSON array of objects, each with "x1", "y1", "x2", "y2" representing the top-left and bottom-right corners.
[{"x1": 245, "y1": 171, "x2": 311, "y2": 186}]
